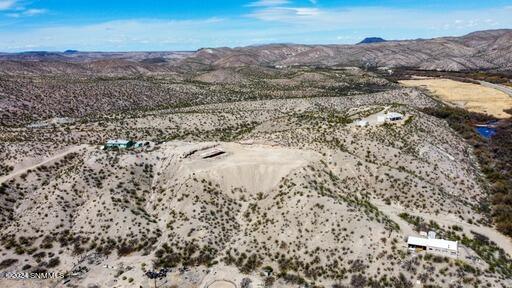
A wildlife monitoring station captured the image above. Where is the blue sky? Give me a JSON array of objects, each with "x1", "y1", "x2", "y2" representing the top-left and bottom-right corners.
[{"x1": 0, "y1": 0, "x2": 511, "y2": 52}]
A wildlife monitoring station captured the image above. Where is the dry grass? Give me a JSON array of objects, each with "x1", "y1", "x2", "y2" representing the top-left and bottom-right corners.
[{"x1": 400, "y1": 78, "x2": 512, "y2": 118}]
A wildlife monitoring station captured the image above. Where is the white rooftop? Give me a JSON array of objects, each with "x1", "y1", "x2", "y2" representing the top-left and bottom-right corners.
[
  {"x1": 107, "y1": 139, "x2": 131, "y2": 145},
  {"x1": 356, "y1": 120, "x2": 369, "y2": 126},
  {"x1": 386, "y1": 112, "x2": 404, "y2": 119},
  {"x1": 407, "y1": 236, "x2": 458, "y2": 251}
]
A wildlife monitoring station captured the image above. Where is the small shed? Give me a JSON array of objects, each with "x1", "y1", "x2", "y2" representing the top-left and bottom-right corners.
[
  {"x1": 407, "y1": 236, "x2": 458, "y2": 258},
  {"x1": 386, "y1": 112, "x2": 404, "y2": 121},
  {"x1": 356, "y1": 120, "x2": 369, "y2": 127}
]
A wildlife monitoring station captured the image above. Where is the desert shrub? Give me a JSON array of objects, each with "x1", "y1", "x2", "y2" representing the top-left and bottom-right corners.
[
  {"x1": 240, "y1": 254, "x2": 263, "y2": 274},
  {"x1": 22, "y1": 264, "x2": 32, "y2": 270},
  {"x1": 350, "y1": 274, "x2": 367, "y2": 288},
  {"x1": 0, "y1": 258, "x2": 18, "y2": 269},
  {"x1": 40, "y1": 235, "x2": 55, "y2": 249},
  {"x1": 281, "y1": 273, "x2": 306, "y2": 285},
  {"x1": 47, "y1": 257, "x2": 60, "y2": 268},
  {"x1": 391, "y1": 273, "x2": 413, "y2": 288},
  {"x1": 264, "y1": 276, "x2": 275, "y2": 287}
]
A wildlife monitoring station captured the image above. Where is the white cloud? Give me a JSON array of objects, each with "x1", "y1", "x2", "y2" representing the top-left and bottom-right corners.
[
  {"x1": 247, "y1": 5, "x2": 512, "y2": 32},
  {"x1": 246, "y1": 0, "x2": 289, "y2": 7},
  {"x1": 24, "y1": 8, "x2": 46, "y2": 16},
  {"x1": 0, "y1": 0, "x2": 17, "y2": 10},
  {"x1": 0, "y1": 18, "x2": 238, "y2": 51},
  {"x1": 293, "y1": 8, "x2": 320, "y2": 16},
  {"x1": 0, "y1": 5, "x2": 511, "y2": 52},
  {"x1": 249, "y1": 7, "x2": 321, "y2": 21},
  {"x1": 0, "y1": 0, "x2": 47, "y2": 17},
  {"x1": 7, "y1": 8, "x2": 46, "y2": 17}
]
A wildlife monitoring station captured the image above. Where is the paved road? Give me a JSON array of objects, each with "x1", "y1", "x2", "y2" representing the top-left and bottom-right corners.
[
  {"x1": 372, "y1": 199, "x2": 512, "y2": 257},
  {"x1": 0, "y1": 145, "x2": 88, "y2": 184},
  {"x1": 477, "y1": 81, "x2": 512, "y2": 97}
]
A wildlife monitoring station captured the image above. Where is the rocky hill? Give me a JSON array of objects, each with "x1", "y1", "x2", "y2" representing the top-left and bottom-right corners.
[
  {"x1": 2, "y1": 29, "x2": 511, "y2": 127},
  {"x1": 0, "y1": 29, "x2": 511, "y2": 76},
  {"x1": 2, "y1": 85, "x2": 512, "y2": 287},
  {"x1": 1, "y1": 28, "x2": 512, "y2": 288},
  {"x1": 0, "y1": 66, "x2": 395, "y2": 126},
  {"x1": 180, "y1": 29, "x2": 512, "y2": 71}
]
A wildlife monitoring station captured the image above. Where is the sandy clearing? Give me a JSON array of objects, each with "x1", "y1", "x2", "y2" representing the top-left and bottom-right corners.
[
  {"x1": 207, "y1": 280, "x2": 237, "y2": 288},
  {"x1": 198, "y1": 264, "x2": 263, "y2": 288},
  {"x1": 181, "y1": 142, "x2": 320, "y2": 194},
  {"x1": 400, "y1": 78, "x2": 512, "y2": 118}
]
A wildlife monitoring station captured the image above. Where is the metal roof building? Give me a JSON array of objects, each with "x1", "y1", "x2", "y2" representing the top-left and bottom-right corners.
[
  {"x1": 407, "y1": 236, "x2": 458, "y2": 258},
  {"x1": 105, "y1": 139, "x2": 134, "y2": 149}
]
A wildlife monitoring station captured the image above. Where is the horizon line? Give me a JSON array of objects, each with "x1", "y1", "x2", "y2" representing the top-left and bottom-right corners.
[{"x1": 0, "y1": 28, "x2": 510, "y2": 54}]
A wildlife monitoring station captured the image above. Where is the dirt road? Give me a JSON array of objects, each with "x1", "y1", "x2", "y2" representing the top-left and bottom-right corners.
[
  {"x1": 478, "y1": 80, "x2": 512, "y2": 98},
  {"x1": 0, "y1": 145, "x2": 89, "y2": 184}
]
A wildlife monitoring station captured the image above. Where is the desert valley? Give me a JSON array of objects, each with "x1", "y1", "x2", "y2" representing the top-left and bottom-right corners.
[{"x1": 1, "y1": 29, "x2": 512, "y2": 288}]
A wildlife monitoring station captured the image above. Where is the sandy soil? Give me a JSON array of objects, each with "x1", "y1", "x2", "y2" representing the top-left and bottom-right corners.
[
  {"x1": 400, "y1": 78, "x2": 512, "y2": 118},
  {"x1": 208, "y1": 281, "x2": 237, "y2": 288},
  {"x1": 1, "y1": 87, "x2": 511, "y2": 287},
  {"x1": 181, "y1": 142, "x2": 320, "y2": 194},
  {"x1": 0, "y1": 145, "x2": 90, "y2": 184}
]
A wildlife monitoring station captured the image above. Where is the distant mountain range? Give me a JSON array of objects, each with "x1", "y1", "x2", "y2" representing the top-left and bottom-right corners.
[{"x1": 0, "y1": 29, "x2": 511, "y2": 73}]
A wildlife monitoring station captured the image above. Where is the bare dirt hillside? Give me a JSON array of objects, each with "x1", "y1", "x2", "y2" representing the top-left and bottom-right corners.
[
  {"x1": 1, "y1": 82, "x2": 512, "y2": 287},
  {"x1": 1, "y1": 30, "x2": 512, "y2": 287}
]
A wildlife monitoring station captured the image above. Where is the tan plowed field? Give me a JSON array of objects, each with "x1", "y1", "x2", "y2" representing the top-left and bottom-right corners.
[{"x1": 400, "y1": 78, "x2": 512, "y2": 118}]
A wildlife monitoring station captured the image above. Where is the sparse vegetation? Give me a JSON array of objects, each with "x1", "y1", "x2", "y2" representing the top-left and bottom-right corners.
[{"x1": 0, "y1": 56, "x2": 511, "y2": 288}]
